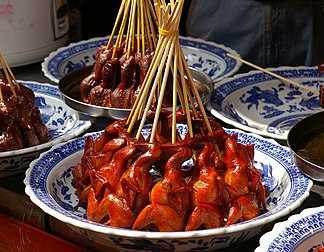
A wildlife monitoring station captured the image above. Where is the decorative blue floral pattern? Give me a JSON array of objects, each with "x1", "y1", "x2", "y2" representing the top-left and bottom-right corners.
[
  {"x1": 42, "y1": 36, "x2": 241, "y2": 83},
  {"x1": 25, "y1": 128, "x2": 312, "y2": 252},
  {"x1": 256, "y1": 206, "x2": 324, "y2": 252},
  {"x1": 208, "y1": 66, "x2": 324, "y2": 140}
]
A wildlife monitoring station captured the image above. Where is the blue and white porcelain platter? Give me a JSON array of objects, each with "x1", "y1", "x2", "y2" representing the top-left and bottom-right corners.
[
  {"x1": 207, "y1": 66, "x2": 324, "y2": 140},
  {"x1": 255, "y1": 205, "x2": 324, "y2": 252},
  {"x1": 0, "y1": 81, "x2": 92, "y2": 177},
  {"x1": 42, "y1": 36, "x2": 242, "y2": 84},
  {"x1": 24, "y1": 127, "x2": 312, "y2": 252}
]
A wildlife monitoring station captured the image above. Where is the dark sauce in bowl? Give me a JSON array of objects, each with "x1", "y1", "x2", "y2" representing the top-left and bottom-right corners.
[{"x1": 298, "y1": 131, "x2": 324, "y2": 167}]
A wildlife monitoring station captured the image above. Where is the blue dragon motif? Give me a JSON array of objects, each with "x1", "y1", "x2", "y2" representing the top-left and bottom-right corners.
[{"x1": 240, "y1": 86, "x2": 284, "y2": 110}]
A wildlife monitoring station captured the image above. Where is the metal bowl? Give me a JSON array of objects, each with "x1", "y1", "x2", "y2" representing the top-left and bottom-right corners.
[
  {"x1": 287, "y1": 110, "x2": 324, "y2": 182},
  {"x1": 58, "y1": 65, "x2": 213, "y2": 119},
  {"x1": 58, "y1": 65, "x2": 130, "y2": 119}
]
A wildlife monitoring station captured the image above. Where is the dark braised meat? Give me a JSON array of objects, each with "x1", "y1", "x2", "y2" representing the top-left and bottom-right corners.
[
  {"x1": 79, "y1": 41, "x2": 174, "y2": 109},
  {"x1": 31, "y1": 107, "x2": 51, "y2": 144},
  {"x1": 0, "y1": 80, "x2": 51, "y2": 152},
  {"x1": 110, "y1": 55, "x2": 136, "y2": 108},
  {"x1": 320, "y1": 85, "x2": 324, "y2": 108},
  {"x1": 87, "y1": 57, "x2": 120, "y2": 107},
  {"x1": 80, "y1": 45, "x2": 114, "y2": 102}
]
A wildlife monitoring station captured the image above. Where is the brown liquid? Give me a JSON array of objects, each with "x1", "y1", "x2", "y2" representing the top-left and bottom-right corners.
[{"x1": 298, "y1": 131, "x2": 324, "y2": 167}]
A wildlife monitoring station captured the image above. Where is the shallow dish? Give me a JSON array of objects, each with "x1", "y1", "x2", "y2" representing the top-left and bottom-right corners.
[
  {"x1": 58, "y1": 66, "x2": 213, "y2": 119},
  {"x1": 24, "y1": 127, "x2": 312, "y2": 252},
  {"x1": 0, "y1": 81, "x2": 92, "y2": 177},
  {"x1": 207, "y1": 66, "x2": 324, "y2": 140},
  {"x1": 287, "y1": 111, "x2": 324, "y2": 182},
  {"x1": 255, "y1": 205, "x2": 324, "y2": 252},
  {"x1": 42, "y1": 36, "x2": 242, "y2": 84}
]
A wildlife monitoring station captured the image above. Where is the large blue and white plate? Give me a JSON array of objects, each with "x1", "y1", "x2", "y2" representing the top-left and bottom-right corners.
[
  {"x1": 207, "y1": 66, "x2": 324, "y2": 140},
  {"x1": 255, "y1": 205, "x2": 324, "y2": 252},
  {"x1": 0, "y1": 81, "x2": 92, "y2": 177},
  {"x1": 42, "y1": 36, "x2": 242, "y2": 84},
  {"x1": 24, "y1": 127, "x2": 312, "y2": 252}
]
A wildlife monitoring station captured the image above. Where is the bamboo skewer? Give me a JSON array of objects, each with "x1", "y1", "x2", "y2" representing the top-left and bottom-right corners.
[
  {"x1": 119, "y1": 0, "x2": 221, "y2": 161},
  {"x1": 0, "y1": 53, "x2": 17, "y2": 97},
  {"x1": 144, "y1": 0, "x2": 157, "y2": 50},
  {"x1": 130, "y1": 2, "x2": 177, "y2": 138},
  {"x1": 139, "y1": 0, "x2": 145, "y2": 56},
  {"x1": 106, "y1": 0, "x2": 127, "y2": 49},
  {"x1": 227, "y1": 53, "x2": 320, "y2": 95},
  {"x1": 172, "y1": 47, "x2": 178, "y2": 144},
  {"x1": 108, "y1": 0, "x2": 158, "y2": 60},
  {"x1": 150, "y1": 36, "x2": 177, "y2": 143},
  {"x1": 127, "y1": 35, "x2": 167, "y2": 130},
  {"x1": 126, "y1": 0, "x2": 137, "y2": 58},
  {"x1": 134, "y1": 35, "x2": 174, "y2": 140},
  {"x1": 149, "y1": 2, "x2": 182, "y2": 143}
]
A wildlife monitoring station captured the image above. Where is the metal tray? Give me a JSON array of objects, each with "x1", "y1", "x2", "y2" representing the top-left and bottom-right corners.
[{"x1": 58, "y1": 65, "x2": 213, "y2": 119}]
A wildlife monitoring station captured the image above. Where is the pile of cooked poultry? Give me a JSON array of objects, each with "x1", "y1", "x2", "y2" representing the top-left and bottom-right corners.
[
  {"x1": 80, "y1": 44, "x2": 164, "y2": 109},
  {"x1": 72, "y1": 111, "x2": 267, "y2": 231},
  {"x1": 0, "y1": 55, "x2": 51, "y2": 152},
  {"x1": 315, "y1": 245, "x2": 324, "y2": 252},
  {"x1": 80, "y1": 0, "x2": 159, "y2": 109}
]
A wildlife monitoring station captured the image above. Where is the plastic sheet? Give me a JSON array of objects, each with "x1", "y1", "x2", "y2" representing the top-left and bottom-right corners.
[{"x1": 0, "y1": 214, "x2": 87, "y2": 252}]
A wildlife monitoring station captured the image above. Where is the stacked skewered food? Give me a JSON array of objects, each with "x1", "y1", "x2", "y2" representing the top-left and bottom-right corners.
[
  {"x1": 0, "y1": 54, "x2": 51, "y2": 152},
  {"x1": 80, "y1": 0, "x2": 160, "y2": 109},
  {"x1": 72, "y1": 0, "x2": 268, "y2": 232},
  {"x1": 72, "y1": 111, "x2": 268, "y2": 231}
]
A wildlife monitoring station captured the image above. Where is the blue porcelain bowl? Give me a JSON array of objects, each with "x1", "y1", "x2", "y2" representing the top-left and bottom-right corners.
[
  {"x1": 256, "y1": 205, "x2": 324, "y2": 252},
  {"x1": 207, "y1": 66, "x2": 324, "y2": 140},
  {"x1": 24, "y1": 127, "x2": 312, "y2": 251},
  {"x1": 42, "y1": 36, "x2": 242, "y2": 84}
]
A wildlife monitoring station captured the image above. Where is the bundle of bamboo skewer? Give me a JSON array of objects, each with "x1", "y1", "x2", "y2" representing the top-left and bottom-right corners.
[
  {"x1": 106, "y1": 0, "x2": 158, "y2": 58},
  {"x1": 126, "y1": 0, "x2": 215, "y2": 145},
  {"x1": 0, "y1": 53, "x2": 18, "y2": 100}
]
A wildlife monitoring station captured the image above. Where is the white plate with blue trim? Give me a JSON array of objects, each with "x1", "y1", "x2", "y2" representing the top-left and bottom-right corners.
[
  {"x1": 42, "y1": 36, "x2": 242, "y2": 84},
  {"x1": 255, "y1": 205, "x2": 324, "y2": 252},
  {"x1": 0, "y1": 81, "x2": 92, "y2": 177},
  {"x1": 207, "y1": 66, "x2": 324, "y2": 140},
  {"x1": 24, "y1": 126, "x2": 312, "y2": 251}
]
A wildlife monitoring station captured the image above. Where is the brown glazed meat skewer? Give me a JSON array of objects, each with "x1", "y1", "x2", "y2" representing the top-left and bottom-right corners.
[
  {"x1": 0, "y1": 53, "x2": 51, "y2": 151},
  {"x1": 72, "y1": 0, "x2": 268, "y2": 232}
]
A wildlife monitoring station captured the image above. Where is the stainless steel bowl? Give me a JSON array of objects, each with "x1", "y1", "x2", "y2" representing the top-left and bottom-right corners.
[
  {"x1": 287, "y1": 111, "x2": 324, "y2": 182},
  {"x1": 189, "y1": 66, "x2": 214, "y2": 106},
  {"x1": 58, "y1": 65, "x2": 130, "y2": 119},
  {"x1": 58, "y1": 65, "x2": 213, "y2": 119}
]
